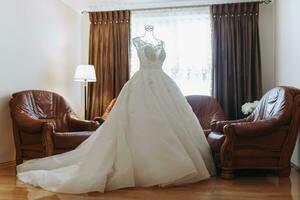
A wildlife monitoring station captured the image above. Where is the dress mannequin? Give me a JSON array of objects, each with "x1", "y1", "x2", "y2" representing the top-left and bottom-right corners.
[{"x1": 138, "y1": 25, "x2": 161, "y2": 46}]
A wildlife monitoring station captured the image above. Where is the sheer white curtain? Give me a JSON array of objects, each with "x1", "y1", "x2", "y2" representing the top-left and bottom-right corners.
[{"x1": 130, "y1": 7, "x2": 212, "y2": 95}]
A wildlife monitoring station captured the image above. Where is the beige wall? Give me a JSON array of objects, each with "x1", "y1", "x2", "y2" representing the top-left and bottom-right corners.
[
  {"x1": 260, "y1": 3, "x2": 276, "y2": 93},
  {"x1": 0, "y1": 0, "x2": 83, "y2": 163},
  {"x1": 275, "y1": 0, "x2": 300, "y2": 167},
  {"x1": 81, "y1": 15, "x2": 90, "y2": 64}
]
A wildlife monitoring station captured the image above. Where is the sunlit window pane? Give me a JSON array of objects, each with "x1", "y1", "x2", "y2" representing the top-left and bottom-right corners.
[{"x1": 130, "y1": 7, "x2": 212, "y2": 96}]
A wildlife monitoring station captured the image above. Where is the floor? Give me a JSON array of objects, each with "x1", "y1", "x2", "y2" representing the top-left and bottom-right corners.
[{"x1": 0, "y1": 166, "x2": 299, "y2": 200}]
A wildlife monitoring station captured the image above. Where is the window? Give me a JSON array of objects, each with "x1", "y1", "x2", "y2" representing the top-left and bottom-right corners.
[{"x1": 130, "y1": 7, "x2": 212, "y2": 96}]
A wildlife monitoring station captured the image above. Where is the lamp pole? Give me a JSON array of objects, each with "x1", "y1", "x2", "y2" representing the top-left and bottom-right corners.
[
  {"x1": 74, "y1": 65, "x2": 96, "y2": 120},
  {"x1": 84, "y1": 80, "x2": 88, "y2": 120}
]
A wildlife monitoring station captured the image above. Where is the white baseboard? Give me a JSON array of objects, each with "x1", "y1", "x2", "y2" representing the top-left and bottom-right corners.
[{"x1": 0, "y1": 160, "x2": 16, "y2": 169}]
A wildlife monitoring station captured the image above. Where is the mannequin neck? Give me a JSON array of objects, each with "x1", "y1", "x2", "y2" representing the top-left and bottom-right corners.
[
  {"x1": 143, "y1": 30, "x2": 154, "y2": 39},
  {"x1": 142, "y1": 30, "x2": 159, "y2": 45}
]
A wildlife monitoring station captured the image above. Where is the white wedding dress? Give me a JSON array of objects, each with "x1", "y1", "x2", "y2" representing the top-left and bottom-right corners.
[{"x1": 17, "y1": 37, "x2": 216, "y2": 194}]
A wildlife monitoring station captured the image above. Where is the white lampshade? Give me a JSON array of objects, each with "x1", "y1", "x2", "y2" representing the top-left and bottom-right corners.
[{"x1": 74, "y1": 65, "x2": 96, "y2": 82}]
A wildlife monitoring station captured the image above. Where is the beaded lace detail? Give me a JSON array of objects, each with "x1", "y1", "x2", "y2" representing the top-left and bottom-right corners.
[{"x1": 133, "y1": 37, "x2": 166, "y2": 70}]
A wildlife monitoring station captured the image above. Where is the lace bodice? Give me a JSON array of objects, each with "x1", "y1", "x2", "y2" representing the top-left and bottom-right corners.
[{"x1": 133, "y1": 37, "x2": 166, "y2": 70}]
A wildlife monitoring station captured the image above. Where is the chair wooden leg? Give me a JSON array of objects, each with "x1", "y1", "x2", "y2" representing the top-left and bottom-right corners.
[{"x1": 221, "y1": 169, "x2": 234, "y2": 179}]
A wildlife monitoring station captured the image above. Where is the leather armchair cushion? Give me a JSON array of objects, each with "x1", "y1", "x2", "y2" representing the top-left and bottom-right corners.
[{"x1": 53, "y1": 131, "x2": 93, "y2": 149}]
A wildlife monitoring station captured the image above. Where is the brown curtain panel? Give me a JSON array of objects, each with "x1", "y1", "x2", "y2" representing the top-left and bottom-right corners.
[
  {"x1": 212, "y1": 3, "x2": 262, "y2": 120},
  {"x1": 87, "y1": 11, "x2": 130, "y2": 119}
]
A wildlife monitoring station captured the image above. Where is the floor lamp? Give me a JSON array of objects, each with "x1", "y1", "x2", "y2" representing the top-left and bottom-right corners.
[{"x1": 74, "y1": 65, "x2": 96, "y2": 120}]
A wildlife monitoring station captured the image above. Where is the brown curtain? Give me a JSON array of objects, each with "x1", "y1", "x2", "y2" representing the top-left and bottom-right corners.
[
  {"x1": 212, "y1": 3, "x2": 262, "y2": 120},
  {"x1": 87, "y1": 11, "x2": 130, "y2": 119}
]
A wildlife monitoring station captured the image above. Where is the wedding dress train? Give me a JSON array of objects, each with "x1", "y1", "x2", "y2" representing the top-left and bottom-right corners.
[{"x1": 17, "y1": 37, "x2": 216, "y2": 194}]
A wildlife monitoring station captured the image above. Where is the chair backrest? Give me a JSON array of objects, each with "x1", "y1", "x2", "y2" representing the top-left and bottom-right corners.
[
  {"x1": 186, "y1": 95, "x2": 225, "y2": 130},
  {"x1": 10, "y1": 90, "x2": 73, "y2": 131},
  {"x1": 249, "y1": 87, "x2": 299, "y2": 125}
]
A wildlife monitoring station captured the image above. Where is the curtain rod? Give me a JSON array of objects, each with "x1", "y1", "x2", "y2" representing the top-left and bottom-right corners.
[{"x1": 81, "y1": 0, "x2": 271, "y2": 14}]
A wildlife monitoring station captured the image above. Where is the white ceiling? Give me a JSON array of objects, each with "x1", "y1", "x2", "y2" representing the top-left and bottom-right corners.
[{"x1": 61, "y1": 0, "x2": 259, "y2": 13}]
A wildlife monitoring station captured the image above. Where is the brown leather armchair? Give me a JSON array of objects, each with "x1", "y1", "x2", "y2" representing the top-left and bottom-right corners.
[
  {"x1": 186, "y1": 95, "x2": 225, "y2": 137},
  {"x1": 9, "y1": 90, "x2": 100, "y2": 164},
  {"x1": 208, "y1": 86, "x2": 300, "y2": 179}
]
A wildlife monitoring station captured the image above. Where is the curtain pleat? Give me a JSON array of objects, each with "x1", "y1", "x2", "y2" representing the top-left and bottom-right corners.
[
  {"x1": 212, "y1": 3, "x2": 262, "y2": 119},
  {"x1": 87, "y1": 11, "x2": 130, "y2": 119}
]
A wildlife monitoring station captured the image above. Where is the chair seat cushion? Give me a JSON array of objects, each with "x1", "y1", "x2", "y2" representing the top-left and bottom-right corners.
[{"x1": 53, "y1": 131, "x2": 93, "y2": 149}]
